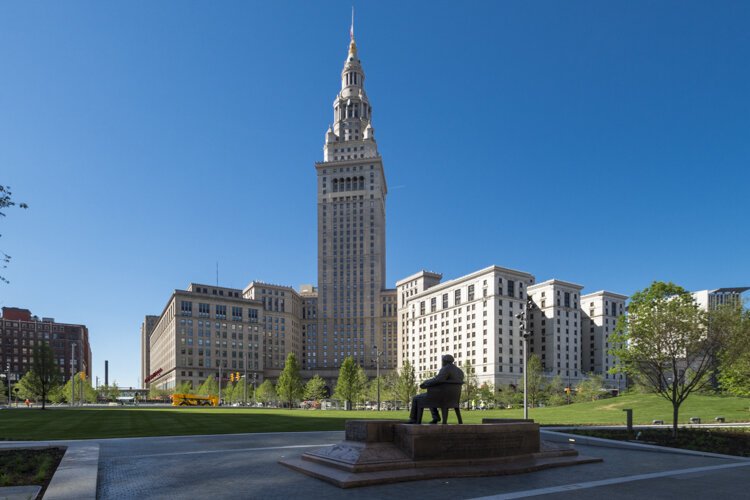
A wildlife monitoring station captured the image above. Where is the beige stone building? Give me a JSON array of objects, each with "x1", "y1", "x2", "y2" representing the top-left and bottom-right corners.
[
  {"x1": 397, "y1": 266, "x2": 536, "y2": 387},
  {"x1": 144, "y1": 284, "x2": 264, "y2": 390},
  {"x1": 527, "y1": 279, "x2": 585, "y2": 384},
  {"x1": 580, "y1": 291, "x2": 627, "y2": 389}
]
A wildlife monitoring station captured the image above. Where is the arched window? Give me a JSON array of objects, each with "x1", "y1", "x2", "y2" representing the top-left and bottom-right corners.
[
  {"x1": 358, "y1": 176, "x2": 365, "y2": 190},
  {"x1": 332, "y1": 179, "x2": 339, "y2": 192}
]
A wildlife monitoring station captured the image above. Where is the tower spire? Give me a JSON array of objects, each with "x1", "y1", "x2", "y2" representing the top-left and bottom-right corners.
[{"x1": 350, "y1": 6, "x2": 355, "y2": 41}]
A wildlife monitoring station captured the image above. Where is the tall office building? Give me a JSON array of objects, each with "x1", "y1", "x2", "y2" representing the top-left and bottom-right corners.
[{"x1": 314, "y1": 31, "x2": 390, "y2": 371}]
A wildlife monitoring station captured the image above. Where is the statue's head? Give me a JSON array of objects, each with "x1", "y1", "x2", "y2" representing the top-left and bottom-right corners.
[{"x1": 442, "y1": 354, "x2": 454, "y2": 366}]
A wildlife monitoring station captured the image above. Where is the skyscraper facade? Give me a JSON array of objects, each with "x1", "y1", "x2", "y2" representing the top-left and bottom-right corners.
[{"x1": 313, "y1": 32, "x2": 393, "y2": 372}]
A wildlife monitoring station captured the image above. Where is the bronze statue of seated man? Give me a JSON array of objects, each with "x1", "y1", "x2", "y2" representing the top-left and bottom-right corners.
[{"x1": 407, "y1": 354, "x2": 465, "y2": 424}]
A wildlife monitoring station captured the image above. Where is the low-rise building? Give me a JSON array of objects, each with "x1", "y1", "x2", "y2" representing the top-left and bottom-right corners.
[{"x1": 0, "y1": 307, "x2": 91, "y2": 384}]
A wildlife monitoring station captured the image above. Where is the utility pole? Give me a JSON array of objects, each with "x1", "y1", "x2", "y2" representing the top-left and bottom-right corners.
[
  {"x1": 373, "y1": 346, "x2": 383, "y2": 411},
  {"x1": 244, "y1": 351, "x2": 248, "y2": 405},
  {"x1": 79, "y1": 341, "x2": 84, "y2": 406},
  {"x1": 5, "y1": 362, "x2": 11, "y2": 406},
  {"x1": 71, "y1": 343, "x2": 76, "y2": 407},
  {"x1": 517, "y1": 298, "x2": 532, "y2": 420}
]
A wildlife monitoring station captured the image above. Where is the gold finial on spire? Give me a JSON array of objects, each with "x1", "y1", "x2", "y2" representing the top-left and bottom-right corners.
[{"x1": 348, "y1": 6, "x2": 357, "y2": 55}]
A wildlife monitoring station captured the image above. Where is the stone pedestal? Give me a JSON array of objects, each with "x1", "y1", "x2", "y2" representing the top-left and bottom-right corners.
[{"x1": 279, "y1": 419, "x2": 602, "y2": 488}]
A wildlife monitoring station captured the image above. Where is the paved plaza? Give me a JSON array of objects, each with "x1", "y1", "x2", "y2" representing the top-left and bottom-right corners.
[{"x1": 86, "y1": 430, "x2": 750, "y2": 499}]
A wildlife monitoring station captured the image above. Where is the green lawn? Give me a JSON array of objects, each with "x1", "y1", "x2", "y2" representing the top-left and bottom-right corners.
[{"x1": 1, "y1": 394, "x2": 748, "y2": 441}]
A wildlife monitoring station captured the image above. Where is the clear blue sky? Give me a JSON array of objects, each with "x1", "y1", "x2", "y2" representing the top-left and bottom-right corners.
[{"x1": 1, "y1": 1, "x2": 748, "y2": 388}]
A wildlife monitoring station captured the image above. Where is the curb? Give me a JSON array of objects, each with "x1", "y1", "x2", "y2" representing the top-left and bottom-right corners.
[
  {"x1": 0, "y1": 442, "x2": 99, "y2": 500},
  {"x1": 541, "y1": 429, "x2": 750, "y2": 461}
]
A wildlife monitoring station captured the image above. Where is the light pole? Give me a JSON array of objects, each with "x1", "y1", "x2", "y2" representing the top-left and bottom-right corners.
[
  {"x1": 218, "y1": 364, "x2": 223, "y2": 406},
  {"x1": 243, "y1": 351, "x2": 248, "y2": 405},
  {"x1": 5, "y1": 362, "x2": 11, "y2": 406},
  {"x1": 517, "y1": 304, "x2": 531, "y2": 420},
  {"x1": 372, "y1": 346, "x2": 384, "y2": 411},
  {"x1": 252, "y1": 373, "x2": 257, "y2": 406},
  {"x1": 71, "y1": 342, "x2": 77, "y2": 407}
]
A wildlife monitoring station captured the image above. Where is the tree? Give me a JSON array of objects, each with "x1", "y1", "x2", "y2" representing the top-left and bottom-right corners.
[
  {"x1": 524, "y1": 354, "x2": 545, "y2": 408},
  {"x1": 610, "y1": 281, "x2": 713, "y2": 438},
  {"x1": 496, "y1": 384, "x2": 522, "y2": 409},
  {"x1": 576, "y1": 373, "x2": 605, "y2": 402},
  {"x1": 15, "y1": 343, "x2": 61, "y2": 409},
  {"x1": 255, "y1": 379, "x2": 276, "y2": 404},
  {"x1": 277, "y1": 353, "x2": 303, "y2": 408},
  {"x1": 545, "y1": 375, "x2": 566, "y2": 406},
  {"x1": 304, "y1": 375, "x2": 328, "y2": 402},
  {"x1": 61, "y1": 373, "x2": 97, "y2": 404},
  {"x1": 48, "y1": 385, "x2": 66, "y2": 404},
  {"x1": 148, "y1": 386, "x2": 171, "y2": 400},
  {"x1": 713, "y1": 303, "x2": 750, "y2": 396},
  {"x1": 334, "y1": 357, "x2": 366, "y2": 409},
  {"x1": 393, "y1": 359, "x2": 417, "y2": 409},
  {"x1": 173, "y1": 381, "x2": 192, "y2": 396},
  {"x1": 462, "y1": 360, "x2": 478, "y2": 408},
  {"x1": 478, "y1": 382, "x2": 495, "y2": 408},
  {"x1": 15, "y1": 371, "x2": 40, "y2": 401},
  {"x1": 0, "y1": 375, "x2": 5, "y2": 403},
  {"x1": 196, "y1": 376, "x2": 219, "y2": 397},
  {"x1": 0, "y1": 184, "x2": 28, "y2": 284}
]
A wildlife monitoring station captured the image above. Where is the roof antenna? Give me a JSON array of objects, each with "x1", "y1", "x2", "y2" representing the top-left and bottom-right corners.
[{"x1": 216, "y1": 261, "x2": 219, "y2": 286}]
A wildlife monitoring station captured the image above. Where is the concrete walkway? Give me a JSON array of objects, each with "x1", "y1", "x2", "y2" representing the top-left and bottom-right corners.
[{"x1": 89, "y1": 430, "x2": 750, "y2": 499}]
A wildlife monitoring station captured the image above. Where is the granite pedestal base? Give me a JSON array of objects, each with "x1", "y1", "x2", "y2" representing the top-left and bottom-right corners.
[{"x1": 279, "y1": 420, "x2": 601, "y2": 488}]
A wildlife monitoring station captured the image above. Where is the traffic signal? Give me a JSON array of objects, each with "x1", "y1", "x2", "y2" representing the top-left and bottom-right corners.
[
  {"x1": 230, "y1": 373, "x2": 235, "y2": 382},
  {"x1": 564, "y1": 387, "x2": 571, "y2": 395},
  {"x1": 80, "y1": 372, "x2": 86, "y2": 381},
  {"x1": 236, "y1": 372, "x2": 241, "y2": 381}
]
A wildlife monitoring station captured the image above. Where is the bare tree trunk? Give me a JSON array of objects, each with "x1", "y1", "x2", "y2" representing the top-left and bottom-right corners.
[{"x1": 672, "y1": 402, "x2": 679, "y2": 438}]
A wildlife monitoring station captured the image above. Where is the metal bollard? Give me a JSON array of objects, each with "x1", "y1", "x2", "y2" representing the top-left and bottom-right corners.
[{"x1": 623, "y1": 408, "x2": 633, "y2": 434}]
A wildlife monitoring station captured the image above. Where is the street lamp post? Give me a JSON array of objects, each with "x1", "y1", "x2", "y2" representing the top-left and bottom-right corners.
[
  {"x1": 517, "y1": 301, "x2": 531, "y2": 420},
  {"x1": 243, "y1": 351, "x2": 249, "y2": 405},
  {"x1": 71, "y1": 342, "x2": 77, "y2": 407},
  {"x1": 5, "y1": 362, "x2": 11, "y2": 406},
  {"x1": 252, "y1": 373, "x2": 257, "y2": 406},
  {"x1": 372, "y1": 346, "x2": 384, "y2": 411}
]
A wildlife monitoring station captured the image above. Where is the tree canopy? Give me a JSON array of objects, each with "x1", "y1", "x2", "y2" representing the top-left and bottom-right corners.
[
  {"x1": 393, "y1": 359, "x2": 417, "y2": 409},
  {"x1": 276, "y1": 353, "x2": 303, "y2": 408},
  {"x1": 610, "y1": 281, "x2": 712, "y2": 437},
  {"x1": 304, "y1": 375, "x2": 328, "y2": 402},
  {"x1": 334, "y1": 357, "x2": 367, "y2": 409},
  {"x1": 0, "y1": 184, "x2": 28, "y2": 284}
]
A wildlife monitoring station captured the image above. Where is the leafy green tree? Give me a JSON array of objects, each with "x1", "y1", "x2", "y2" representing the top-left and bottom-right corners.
[
  {"x1": 394, "y1": 359, "x2": 417, "y2": 409},
  {"x1": 304, "y1": 375, "x2": 328, "y2": 402},
  {"x1": 148, "y1": 385, "x2": 171, "y2": 400},
  {"x1": 15, "y1": 371, "x2": 40, "y2": 401},
  {"x1": 713, "y1": 303, "x2": 750, "y2": 396},
  {"x1": 0, "y1": 184, "x2": 28, "y2": 284},
  {"x1": 334, "y1": 357, "x2": 366, "y2": 409},
  {"x1": 173, "y1": 381, "x2": 192, "y2": 395},
  {"x1": 48, "y1": 385, "x2": 66, "y2": 403},
  {"x1": 478, "y1": 382, "x2": 495, "y2": 408},
  {"x1": 496, "y1": 384, "x2": 522, "y2": 409},
  {"x1": 60, "y1": 373, "x2": 97, "y2": 404},
  {"x1": 223, "y1": 381, "x2": 235, "y2": 403},
  {"x1": 524, "y1": 354, "x2": 545, "y2": 408},
  {"x1": 196, "y1": 375, "x2": 219, "y2": 397},
  {"x1": 277, "y1": 353, "x2": 303, "y2": 408},
  {"x1": 0, "y1": 376, "x2": 5, "y2": 403},
  {"x1": 14, "y1": 343, "x2": 61, "y2": 409},
  {"x1": 576, "y1": 373, "x2": 605, "y2": 402},
  {"x1": 255, "y1": 379, "x2": 276, "y2": 404},
  {"x1": 610, "y1": 281, "x2": 715, "y2": 437},
  {"x1": 545, "y1": 375, "x2": 566, "y2": 406},
  {"x1": 462, "y1": 360, "x2": 478, "y2": 408}
]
